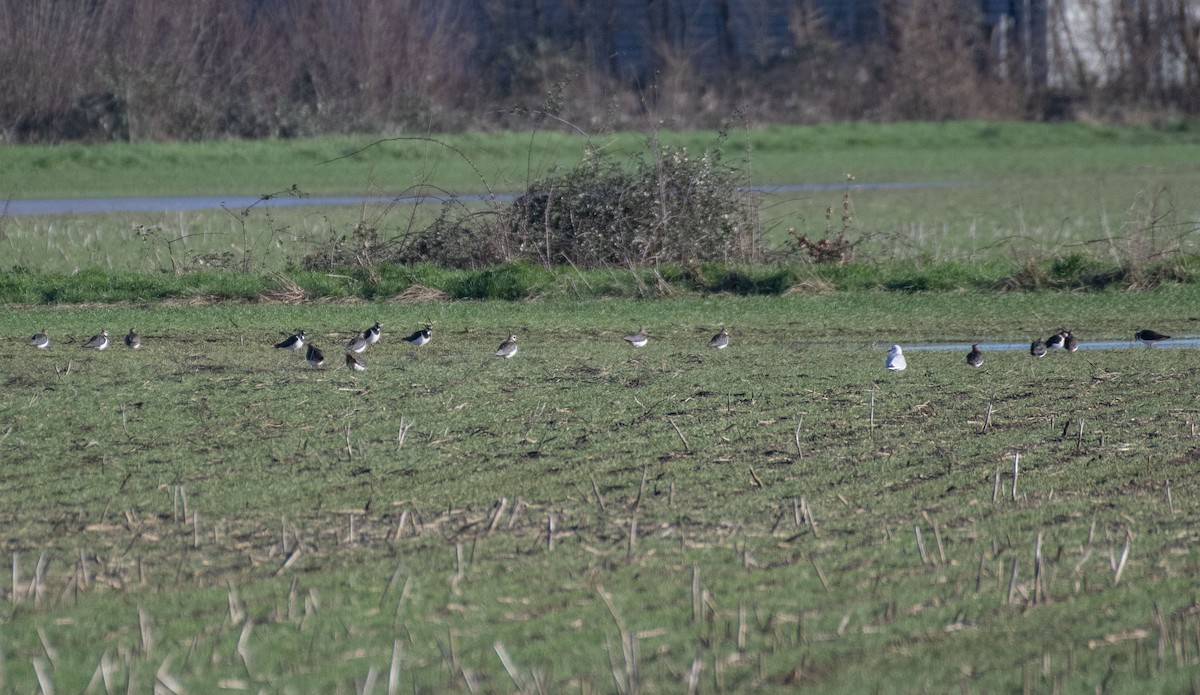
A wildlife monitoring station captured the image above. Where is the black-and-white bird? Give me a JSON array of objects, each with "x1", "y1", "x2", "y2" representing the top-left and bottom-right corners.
[
  {"x1": 363, "y1": 322, "x2": 382, "y2": 345},
  {"x1": 708, "y1": 328, "x2": 730, "y2": 350},
  {"x1": 886, "y1": 344, "x2": 906, "y2": 371},
  {"x1": 495, "y1": 334, "x2": 519, "y2": 358},
  {"x1": 124, "y1": 327, "x2": 141, "y2": 349},
  {"x1": 345, "y1": 351, "x2": 366, "y2": 371},
  {"x1": 1030, "y1": 338, "x2": 1047, "y2": 358},
  {"x1": 83, "y1": 329, "x2": 110, "y2": 350},
  {"x1": 305, "y1": 343, "x2": 325, "y2": 368},
  {"x1": 1135, "y1": 329, "x2": 1170, "y2": 346},
  {"x1": 404, "y1": 324, "x2": 433, "y2": 347},
  {"x1": 623, "y1": 327, "x2": 648, "y2": 347},
  {"x1": 275, "y1": 330, "x2": 306, "y2": 351},
  {"x1": 966, "y1": 344, "x2": 983, "y2": 368},
  {"x1": 28, "y1": 328, "x2": 50, "y2": 349},
  {"x1": 1045, "y1": 331, "x2": 1066, "y2": 351},
  {"x1": 346, "y1": 334, "x2": 370, "y2": 354},
  {"x1": 1063, "y1": 331, "x2": 1079, "y2": 353}
]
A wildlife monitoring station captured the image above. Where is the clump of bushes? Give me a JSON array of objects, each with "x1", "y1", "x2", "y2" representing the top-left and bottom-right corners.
[
  {"x1": 381, "y1": 140, "x2": 763, "y2": 270},
  {"x1": 504, "y1": 144, "x2": 762, "y2": 268}
]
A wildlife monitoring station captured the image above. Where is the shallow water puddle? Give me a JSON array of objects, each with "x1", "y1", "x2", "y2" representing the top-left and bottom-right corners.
[
  {"x1": 900, "y1": 338, "x2": 1200, "y2": 352},
  {"x1": 5, "y1": 182, "x2": 962, "y2": 216}
]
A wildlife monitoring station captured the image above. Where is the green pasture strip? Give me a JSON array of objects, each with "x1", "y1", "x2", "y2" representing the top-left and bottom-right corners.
[
  {"x1": 4, "y1": 121, "x2": 1200, "y2": 200},
  {"x1": 3, "y1": 178, "x2": 1197, "y2": 276},
  {"x1": 1, "y1": 295, "x2": 1199, "y2": 691},
  {"x1": 3, "y1": 125, "x2": 1199, "y2": 278}
]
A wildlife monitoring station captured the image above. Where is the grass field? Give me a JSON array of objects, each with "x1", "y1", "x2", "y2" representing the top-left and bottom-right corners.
[
  {"x1": 3, "y1": 291, "x2": 1200, "y2": 692},
  {"x1": 3, "y1": 121, "x2": 1200, "y2": 692},
  {"x1": 3, "y1": 121, "x2": 1200, "y2": 277}
]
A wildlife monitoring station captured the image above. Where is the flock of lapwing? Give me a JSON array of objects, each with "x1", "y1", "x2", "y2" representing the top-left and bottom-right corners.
[
  {"x1": 27, "y1": 327, "x2": 141, "y2": 351},
  {"x1": 25, "y1": 323, "x2": 1177, "y2": 371},
  {"x1": 262, "y1": 324, "x2": 732, "y2": 367},
  {"x1": 1027, "y1": 329, "x2": 1079, "y2": 359},
  {"x1": 271, "y1": 322, "x2": 424, "y2": 370}
]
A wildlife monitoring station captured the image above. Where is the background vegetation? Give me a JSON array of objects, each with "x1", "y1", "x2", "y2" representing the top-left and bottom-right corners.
[{"x1": 2, "y1": 0, "x2": 1198, "y2": 142}]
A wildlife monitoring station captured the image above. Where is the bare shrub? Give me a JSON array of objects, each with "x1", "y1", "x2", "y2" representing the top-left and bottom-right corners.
[
  {"x1": 877, "y1": 0, "x2": 1024, "y2": 120},
  {"x1": 1109, "y1": 186, "x2": 1200, "y2": 288},
  {"x1": 502, "y1": 139, "x2": 762, "y2": 269},
  {"x1": 310, "y1": 132, "x2": 762, "y2": 271},
  {"x1": 0, "y1": 2, "x2": 107, "y2": 140},
  {"x1": 277, "y1": 0, "x2": 475, "y2": 134},
  {"x1": 0, "y1": 0, "x2": 474, "y2": 142}
]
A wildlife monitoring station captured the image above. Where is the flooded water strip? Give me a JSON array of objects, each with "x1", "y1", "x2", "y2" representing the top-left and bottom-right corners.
[
  {"x1": 901, "y1": 338, "x2": 1200, "y2": 352},
  {"x1": 3, "y1": 181, "x2": 962, "y2": 217}
]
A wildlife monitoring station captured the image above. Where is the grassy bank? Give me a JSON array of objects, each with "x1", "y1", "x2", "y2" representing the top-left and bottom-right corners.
[
  {"x1": 2, "y1": 295, "x2": 1199, "y2": 691},
  {"x1": 2, "y1": 255, "x2": 1198, "y2": 306}
]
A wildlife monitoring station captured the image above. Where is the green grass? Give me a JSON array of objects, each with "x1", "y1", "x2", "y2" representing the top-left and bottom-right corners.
[
  {"x1": 1, "y1": 256, "x2": 1198, "y2": 306},
  {"x1": 2, "y1": 293, "x2": 1200, "y2": 691},
  {"x1": 5, "y1": 121, "x2": 1200, "y2": 199},
  {"x1": 3, "y1": 121, "x2": 1199, "y2": 279}
]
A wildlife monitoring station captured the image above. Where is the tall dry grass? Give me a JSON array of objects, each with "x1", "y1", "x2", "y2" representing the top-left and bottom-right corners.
[
  {"x1": 0, "y1": 0, "x2": 473, "y2": 141},
  {"x1": 1, "y1": 0, "x2": 1198, "y2": 142}
]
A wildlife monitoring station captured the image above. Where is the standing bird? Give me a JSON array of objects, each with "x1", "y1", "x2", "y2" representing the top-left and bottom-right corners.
[
  {"x1": 1063, "y1": 331, "x2": 1079, "y2": 353},
  {"x1": 966, "y1": 344, "x2": 984, "y2": 368},
  {"x1": 623, "y1": 327, "x2": 649, "y2": 348},
  {"x1": 708, "y1": 328, "x2": 730, "y2": 350},
  {"x1": 495, "y1": 334, "x2": 519, "y2": 358},
  {"x1": 28, "y1": 328, "x2": 50, "y2": 349},
  {"x1": 1135, "y1": 329, "x2": 1170, "y2": 347},
  {"x1": 404, "y1": 324, "x2": 433, "y2": 347},
  {"x1": 363, "y1": 322, "x2": 382, "y2": 345},
  {"x1": 305, "y1": 343, "x2": 325, "y2": 368},
  {"x1": 1030, "y1": 339, "x2": 1047, "y2": 358},
  {"x1": 275, "y1": 330, "x2": 306, "y2": 351},
  {"x1": 345, "y1": 351, "x2": 366, "y2": 372},
  {"x1": 1045, "y1": 331, "x2": 1066, "y2": 351},
  {"x1": 346, "y1": 333, "x2": 370, "y2": 354},
  {"x1": 83, "y1": 329, "x2": 110, "y2": 351},
  {"x1": 124, "y1": 327, "x2": 141, "y2": 349},
  {"x1": 886, "y1": 345, "x2": 907, "y2": 371}
]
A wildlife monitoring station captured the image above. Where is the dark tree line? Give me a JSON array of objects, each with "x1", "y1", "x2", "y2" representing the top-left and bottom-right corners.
[{"x1": 1, "y1": 0, "x2": 1196, "y2": 143}]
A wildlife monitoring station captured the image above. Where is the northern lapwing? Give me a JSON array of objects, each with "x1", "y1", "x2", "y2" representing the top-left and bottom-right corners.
[
  {"x1": 124, "y1": 327, "x2": 141, "y2": 349},
  {"x1": 623, "y1": 327, "x2": 648, "y2": 347},
  {"x1": 1030, "y1": 339, "x2": 1047, "y2": 358},
  {"x1": 363, "y1": 322, "x2": 382, "y2": 345},
  {"x1": 1045, "y1": 331, "x2": 1066, "y2": 351},
  {"x1": 1063, "y1": 331, "x2": 1079, "y2": 353},
  {"x1": 346, "y1": 334, "x2": 370, "y2": 354},
  {"x1": 495, "y1": 334, "x2": 518, "y2": 358},
  {"x1": 966, "y1": 344, "x2": 983, "y2": 368},
  {"x1": 708, "y1": 328, "x2": 730, "y2": 350},
  {"x1": 305, "y1": 343, "x2": 325, "y2": 368},
  {"x1": 886, "y1": 344, "x2": 906, "y2": 371},
  {"x1": 345, "y1": 351, "x2": 366, "y2": 372},
  {"x1": 403, "y1": 324, "x2": 433, "y2": 347},
  {"x1": 83, "y1": 329, "x2": 110, "y2": 351},
  {"x1": 28, "y1": 328, "x2": 50, "y2": 349},
  {"x1": 275, "y1": 330, "x2": 306, "y2": 351},
  {"x1": 1135, "y1": 329, "x2": 1170, "y2": 347}
]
